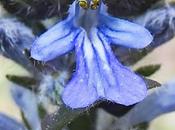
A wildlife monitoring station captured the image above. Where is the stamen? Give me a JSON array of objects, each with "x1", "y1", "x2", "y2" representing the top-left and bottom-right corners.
[
  {"x1": 78, "y1": 0, "x2": 89, "y2": 9},
  {"x1": 90, "y1": 0, "x2": 100, "y2": 10},
  {"x1": 78, "y1": 0, "x2": 100, "y2": 10},
  {"x1": 92, "y1": 0, "x2": 100, "y2": 5}
]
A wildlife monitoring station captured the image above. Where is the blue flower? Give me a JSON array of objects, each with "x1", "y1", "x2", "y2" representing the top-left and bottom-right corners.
[{"x1": 31, "y1": 1, "x2": 153, "y2": 108}]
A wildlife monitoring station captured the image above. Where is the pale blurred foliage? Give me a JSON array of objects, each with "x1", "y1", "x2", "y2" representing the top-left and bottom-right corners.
[
  {"x1": 133, "y1": 37, "x2": 175, "y2": 130},
  {"x1": 150, "y1": 112, "x2": 175, "y2": 130},
  {"x1": 0, "y1": 4, "x2": 7, "y2": 17},
  {"x1": 0, "y1": 56, "x2": 30, "y2": 121},
  {"x1": 134, "y1": 38, "x2": 175, "y2": 84},
  {"x1": 134, "y1": 1, "x2": 175, "y2": 129}
]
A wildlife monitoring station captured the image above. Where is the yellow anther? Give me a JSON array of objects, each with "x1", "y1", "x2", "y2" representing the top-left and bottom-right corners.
[
  {"x1": 90, "y1": 0, "x2": 100, "y2": 10},
  {"x1": 78, "y1": 0, "x2": 100, "y2": 10},
  {"x1": 90, "y1": 4, "x2": 98, "y2": 10},
  {"x1": 78, "y1": 0, "x2": 89, "y2": 9},
  {"x1": 92, "y1": 0, "x2": 100, "y2": 5}
]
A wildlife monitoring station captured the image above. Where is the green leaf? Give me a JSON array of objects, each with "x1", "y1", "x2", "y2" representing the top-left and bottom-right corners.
[
  {"x1": 143, "y1": 77, "x2": 161, "y2": 89},
  {"x1": 38, "y1": 104, "x2": 47, "y2": 120},
  {"x1": 6, "y1": 75, "x2": 37, "y2": 90},
  {"x1": 68, "y1": 110, "x2": 96, "y2": 130},
  {"x1": 133, "y1": 122, "x2": 149, "y2": 130},
  {"x1": 136, "y1": 64, "x2": 161, "y2": 77},
  {"x1": 41, "y1": 105, "x2": 97, "y2": 130}
]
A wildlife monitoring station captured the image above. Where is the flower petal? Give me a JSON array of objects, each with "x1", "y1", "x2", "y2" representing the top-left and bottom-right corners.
[
  {"x1": 116, "y1": 80, "x2": 175, "y2": 129},
  {"x1": 62, "y1": 32, "x2": 99, "y2": 108},
  {"x1": 31, "y1": 2, "x2": 79, "y2": 61},
  {"x1": 102, "y1": 33, "x2": 147, "y2": 105},
  {"x1": 92, "y1": 29, "x2": 147, "y2": 105},
  {"x1": 98, "y1": 14, "x2": 153, "y2": 49}
]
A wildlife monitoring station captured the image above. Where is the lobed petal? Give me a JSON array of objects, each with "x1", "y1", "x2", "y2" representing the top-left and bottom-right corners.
[
  {"x1": 97, "y1": 30, "x2": 147, "y2": 105},
  {"x1": 98, "y1": 13, "x2": 153, "y2": 49},
  {"x1": 62, "y1": 32, "x2": 99, "y2": 108},
  {"x1": 63, "y1": 27, "x2": 148, "y2": 108},
  {"x1": 31, "y1": 2, "x2": 79, "y2": 61}
]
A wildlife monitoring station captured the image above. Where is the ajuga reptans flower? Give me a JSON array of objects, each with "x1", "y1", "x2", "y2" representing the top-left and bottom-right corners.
[{"x1": 31, "y1": 0, "x2": 153, "y2": 108}]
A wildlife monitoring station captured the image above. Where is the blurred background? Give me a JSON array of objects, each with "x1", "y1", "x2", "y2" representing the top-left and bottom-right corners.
[{"x1": 1, "y1": 0, "x2": 175, "y2": 130}]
